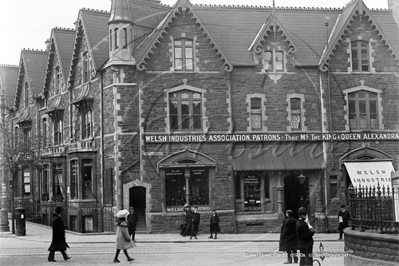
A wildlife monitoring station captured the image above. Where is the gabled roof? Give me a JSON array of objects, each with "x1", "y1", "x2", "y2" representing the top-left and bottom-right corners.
[
  {"x1": 0, "y1": 65, "x2": 19, "y2": 108},
  {"x1": 43, "y1": 27, "x2": 75, "y2": 94},
  {"x1": 14, "y1": 49, "x2": 47, "y2": 108},
  {"x1": 319, "y1": 0, "x2": 399, "y2": 68},
  {"x1": 136, "y1": 0, "x2": 233, "y2": 71},
  {"x1": 249, "y1": 8, "x2": 297, "y2": 53}
]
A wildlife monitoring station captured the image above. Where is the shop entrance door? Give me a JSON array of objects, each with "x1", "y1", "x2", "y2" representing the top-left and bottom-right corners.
[
  {"x1": 129, "y1": 186, "x2": 146, "y2": 232},
  {"x1": 283, "y1": 174, "x2": 309, "y2": 218}
]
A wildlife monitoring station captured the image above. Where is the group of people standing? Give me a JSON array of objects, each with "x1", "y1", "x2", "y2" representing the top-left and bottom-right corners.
[
  {"x1": 180, "y1": 206, "x2": 220, "y2": 240},
  {"x1": 279, "y1": 204, "x2": 350, "y2": 265}
]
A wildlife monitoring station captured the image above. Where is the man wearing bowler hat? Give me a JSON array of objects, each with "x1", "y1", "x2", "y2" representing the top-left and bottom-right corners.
[{"x1": 48, "y1": 206, "x2": 70, "y2": 262}]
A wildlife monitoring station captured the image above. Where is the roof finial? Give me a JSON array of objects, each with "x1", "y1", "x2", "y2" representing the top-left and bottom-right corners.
[{"x1": 273, "y1": 0, "x2": 275, "y2": 9}]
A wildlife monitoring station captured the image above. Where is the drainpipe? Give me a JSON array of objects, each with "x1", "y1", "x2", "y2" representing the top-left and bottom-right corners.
[{"x1": 100, "y1": 71, "x2": 104, "y2": 208}]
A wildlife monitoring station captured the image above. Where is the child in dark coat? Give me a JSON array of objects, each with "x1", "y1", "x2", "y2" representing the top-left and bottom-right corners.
[
  {"x1": 208, "y1": 209, "x2": 220, "y2": 239},
  {"x1": 338, "y1": 204, "x2": 351, "y2": 240}
]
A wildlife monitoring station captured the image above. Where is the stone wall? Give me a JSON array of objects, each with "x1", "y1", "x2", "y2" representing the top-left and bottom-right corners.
[{"x1": 344, "y1": 228, "x2": 399, "y2": 266}]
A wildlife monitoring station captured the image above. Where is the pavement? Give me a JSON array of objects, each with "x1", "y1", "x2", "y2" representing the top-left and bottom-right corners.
[{"x1": 0, "y1": 220, "x2": 342, "y2": 244}]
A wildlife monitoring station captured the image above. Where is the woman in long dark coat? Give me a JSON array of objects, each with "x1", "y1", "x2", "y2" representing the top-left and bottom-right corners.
[
  {"x1": 48, "y1": 206, "x2": 70, "y2": 262},
  {"x1": 279, "y1": 210, "x2": 298, "y2": 264},
  {"x1": 114, "y1": 210, "x2": 135, "y2": 263}
]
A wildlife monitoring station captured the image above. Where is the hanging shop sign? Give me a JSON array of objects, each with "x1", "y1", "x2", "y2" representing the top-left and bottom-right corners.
[{"x1": 144, "y1": 132, "x2": 399, "y2": 143}]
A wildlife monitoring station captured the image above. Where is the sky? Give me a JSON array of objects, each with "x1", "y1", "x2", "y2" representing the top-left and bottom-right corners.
[{"x1": 0, "y1": 0, "x2": 390, "y2": 66}]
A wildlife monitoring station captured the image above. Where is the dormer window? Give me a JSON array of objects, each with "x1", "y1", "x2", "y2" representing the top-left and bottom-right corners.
[
  {"x1": 351, "y1": 40, "x2": 369, "y2": 72},
  {"x1": 82, "y1": 52, "x2": 90, "y2": 84},
  {"x1": 263, "y1": 48, "x2": 285, "y2": 73},
  {"x1": 174, "y1": 38, "x2": 194, "y2": 71}
]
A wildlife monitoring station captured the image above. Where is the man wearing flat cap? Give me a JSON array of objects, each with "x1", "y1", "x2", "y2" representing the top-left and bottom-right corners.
[
  {"x1": 48, "y1": 206, "x2": 70, "y2": 262},
  {"x1": 296, "y1": 207, "x2": 315, "y2": 266}
]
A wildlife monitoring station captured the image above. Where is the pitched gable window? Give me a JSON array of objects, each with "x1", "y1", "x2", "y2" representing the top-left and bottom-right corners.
[
  {"x1": 82, "y1": 52, "x2": 90, "y2": 84},
  {"x1": 54, "y1": 66, "x2": 61, "y2": 94},
  {"x1": 349, "y1": 90, "x2": 378, "y2": 130},
  {"x1": 169, "y1": 90, "x2": 202, "y2": 131},
  {"x1": 351, "y1": 40, "x2": 369, "y2": 72},
  {"x1": 263, "y1": 48, "x2": 285, "y2": 73},
  {"x1": 174, "y1": 39, "x2": 194, "y2": 71},
  {"x1": 24, "y1": 82, "x2": 29, "y2": 107}
]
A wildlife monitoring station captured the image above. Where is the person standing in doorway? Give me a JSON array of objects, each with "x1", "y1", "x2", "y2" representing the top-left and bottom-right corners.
[
  {"x1": 296, "y1": 207, "x2": 315, "y2": 266},
  {"x1": 279, "y1": 210, "x2": 298, "y2": 264},
  {"x1": 208, "y1": 209, "x2": 220, "y2": 239},
  {"x1": 127, "y1": 206, "x2": 138, "y2": 242},
  {"x1": 338, "y1": 204, "x2": 350, "y2": 240},
  {"x1": 114, "y1": 210, "x2": 135, "y2": 263},
  {"x1": 48, "y1": 206, "x2": 71, "y2": 262},
  {"x1": 190, "y1": 207, "x2": 200, "y2": 240}
]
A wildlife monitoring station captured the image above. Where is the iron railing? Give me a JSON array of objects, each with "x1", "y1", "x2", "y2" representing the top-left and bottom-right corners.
[
  {"x1": 348, "y1": 184, "x2": 398, "y2": 234},
  {"x1": 15, "y1": 200, "x2": 116, "y2": 233}
]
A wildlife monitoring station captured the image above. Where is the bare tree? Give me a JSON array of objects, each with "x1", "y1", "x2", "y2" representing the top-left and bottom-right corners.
[{"x1": 0, "y1": 120, "x2": 44, "y2": 234}]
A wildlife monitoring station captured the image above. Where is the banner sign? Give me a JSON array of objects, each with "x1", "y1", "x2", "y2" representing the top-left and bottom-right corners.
[
  {"x1": 166, "y1": 206, "x2": 211, "y2": 212},
  {"x1": 144, "y1": 132, "x2": 399, "y2": 143},
  {"x1": 344, "y1": 161, "x2": 394, "y2": 190}
]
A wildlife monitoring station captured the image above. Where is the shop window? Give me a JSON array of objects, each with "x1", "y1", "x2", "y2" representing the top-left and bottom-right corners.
[
  {"x1": 53, "y1": 117, "x2": 63, "y2": 145},
  {"x1": 348, "y1": 90, "x2": 378, "y2": 130},
  {"x1": 42, "y1": 165, "x2": 49, "y2": 201},
  {"x1": 244, "y1": 174, "x2": 261, "y2": 212},
  {"x1": 23, "y1": 169, "x2": 30, "y2": 196},
  {"x1": 82, "y1": 159, "x2": 93, "y2": 199},
  {"x1": 351, "y1": 40, "x2": 369, "y2": 72},
  {"x1": 169, "y1": 90, "x2": 202, "y2": 131},
  {"x1": 83, "y1": 216, "x2": 93, "y2": 232},
  {"x1": 53, "y1": 163, "x2": 63, "y2": 202},
  {"x1": 174, "y1": 38, "x2": 194, "y2": 71},
  {"x1": 70, "y1": 160, "x2": 78, "y2": 200},
  {"x1": 263, "y1": 49, "x2": 285, "y2": 73},
  {"x1": 165, "y1": 168, "x2": 209, "y2": 207}
]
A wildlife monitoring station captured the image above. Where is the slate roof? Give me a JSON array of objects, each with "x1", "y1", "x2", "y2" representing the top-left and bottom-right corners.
[
  {"x1": 15, "y1": 50, "x2": 48, "y2": 107},
  {"x1": 53, "y1": 28, "x2": 76, "y2": 80},
  {"x1": 0, "y1": 65, "x2": 19, "y2": 108},
  {"x1": 135, "y1": 0, "x2": 398, "y2": 68}
]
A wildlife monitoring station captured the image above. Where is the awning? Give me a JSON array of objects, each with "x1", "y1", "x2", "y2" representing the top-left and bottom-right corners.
[
  {"x1": 344, "y1": 161, "x2": 395, "y2": 189},
  {"x1": 231, "y1": 142, "x2": 325, "y2": 171}
]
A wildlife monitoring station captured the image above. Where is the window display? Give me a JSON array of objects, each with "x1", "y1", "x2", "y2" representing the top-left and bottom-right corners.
[{"x1": 244, "y1": 174, "x2": 261, "y2": 211}]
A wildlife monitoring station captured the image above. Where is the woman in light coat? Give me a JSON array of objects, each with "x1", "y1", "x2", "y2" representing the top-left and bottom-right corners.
[{"x1": 114, "y1": 210, "x2": 135, "y2": 263}]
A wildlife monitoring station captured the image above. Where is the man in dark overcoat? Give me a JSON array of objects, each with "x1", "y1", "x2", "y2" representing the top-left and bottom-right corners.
[
  {"x1": 338, "y1": 204, "x2": 350, "y2": 240},
  {"x1": 48, "y1": 206, "x2": 70, "y2": 262},
  {"x1": 208, "y1": 209, "x2": 220, "y2": 239},
  {"x1": 279, "y1": 210, "x2": 298, "y2": 264},
  {"x1": 296, "y1": 207, "x2": 315, "y2": 266},
  {"x1": 183, "y1": 205, "x2": 192, "y2": 237},
  {"x1": 190, "y1": 206, "x2": 200, "y2": 240},
  {"x1": 127, "y1": 206, "x2": 138, "y2": 242}
]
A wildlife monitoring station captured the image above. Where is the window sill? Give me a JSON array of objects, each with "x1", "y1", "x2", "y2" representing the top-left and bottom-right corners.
[
  {"x1": 350, "y1": 71, "x2": 374, "y2": 75},
  {"x1": 68, "y1": 199, "x2": 97, "y2": 203}
]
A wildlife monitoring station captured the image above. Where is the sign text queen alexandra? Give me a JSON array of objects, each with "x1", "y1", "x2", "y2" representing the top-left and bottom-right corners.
[{"x1": 144, "y1": 132, "x2": 399, "y2": 143}]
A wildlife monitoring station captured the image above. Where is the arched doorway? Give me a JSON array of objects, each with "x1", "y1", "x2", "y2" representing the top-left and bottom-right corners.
[
  {"x1": 129, "y1": 186, "x2": 146, "y2": 231},
  {"x1": 284, "y1": 174, "x2": 309, "y2": 218}
]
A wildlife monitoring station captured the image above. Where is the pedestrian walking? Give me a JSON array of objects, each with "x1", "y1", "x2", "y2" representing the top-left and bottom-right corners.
[
  {"x1": 296, "y1": 207, "x2": 315, "y2": 266},
  {"x1": 48, "y1": 206, "x2": 71, "y2": 262},
  {"x1": 127, "y1": 206, "x2": 138, "y2": 242},
  {"x1": 279, "y1": 210, "x2": 298, "y2": 264},
  {"x1": 208, "y1": 209, "x2": 220, "y2": 239},
  {"x1": 190, "y1": 206, "x2": 200, "y2": 240},
  {"x1": 338, "y1": 204, "x2": 350, "y2": 240},
  {"x1": 181, "y1": 205, "x2": 189, "y2": 236},
  {"x1": 114, "y1": 210, "x2": 135, "y2": 263}
]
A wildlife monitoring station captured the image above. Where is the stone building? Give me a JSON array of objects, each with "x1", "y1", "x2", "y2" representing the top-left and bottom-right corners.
[{"x1": 1, "y1": 0, "x2": 398, "y2": 233}]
